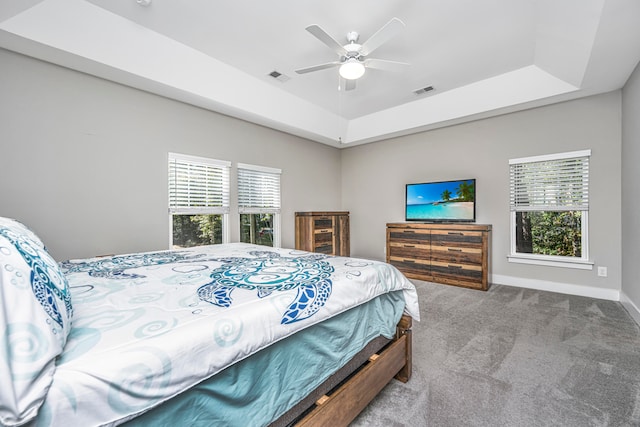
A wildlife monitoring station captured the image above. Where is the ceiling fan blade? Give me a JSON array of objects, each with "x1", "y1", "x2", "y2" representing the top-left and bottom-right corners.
[
  {"x1": 295, "y1": 61, "x2": 341, "y2": 74},
  {"x1": 305, "y1": 25, "x2": 348, "y2": 56},
  {"x1": 364, "y1": 58, "x2": 410, "y2": 72},
  {"x1": 360, "y1": 17, "x2": 405, "y2": 56}
]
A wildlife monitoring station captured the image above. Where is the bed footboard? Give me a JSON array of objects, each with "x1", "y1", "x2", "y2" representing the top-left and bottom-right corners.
[{"x1": 294, "y1": 314, "x2": 413, "y2": 427}]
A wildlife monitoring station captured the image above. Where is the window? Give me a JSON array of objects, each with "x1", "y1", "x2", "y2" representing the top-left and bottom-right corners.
[
  {"x1": 237, "y1": 163, "x2": 281, "y2": 247},
  {"x1": 168, "y1": 152, "x2": 230, "y2": 248},
  {"x1": 509, "y1": 149, "x2": 592, "y2": 269}
]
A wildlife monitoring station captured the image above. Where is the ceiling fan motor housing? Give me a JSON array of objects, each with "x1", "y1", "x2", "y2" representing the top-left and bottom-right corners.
[{"x1": 344, "y1": 31, "x2": 362, "y2": 58}]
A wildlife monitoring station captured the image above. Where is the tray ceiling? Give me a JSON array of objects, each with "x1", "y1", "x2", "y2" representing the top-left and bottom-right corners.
[{"x1": 1, "y1": 0, "x2": 639, "y2": 147}]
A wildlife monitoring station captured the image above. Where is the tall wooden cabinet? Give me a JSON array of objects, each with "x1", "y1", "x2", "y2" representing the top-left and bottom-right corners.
[
  {"x1": 386, "y1": 222, "x2": 491, "y2": 290},
  {"x1": 295, "y1": 212, "x2": 350, "y2": 256}
]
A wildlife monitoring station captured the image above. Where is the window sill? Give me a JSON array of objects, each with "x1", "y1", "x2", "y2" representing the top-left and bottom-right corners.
[{"x1": 507, "y1": 255, "x2": 594, "y2": 270}]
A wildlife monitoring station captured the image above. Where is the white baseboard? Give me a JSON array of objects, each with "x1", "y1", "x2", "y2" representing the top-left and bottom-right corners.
[
  {"x1": 491, "y1": 274, "x2": 620, "y2": 301},
  {"x1": 620, "y1": 291, "x2": 640, "y2": 326}
]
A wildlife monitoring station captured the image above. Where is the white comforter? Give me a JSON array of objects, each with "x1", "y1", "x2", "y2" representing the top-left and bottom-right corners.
[{"x1": 35, "y1": 243, "x2": 419, "y2": 426}]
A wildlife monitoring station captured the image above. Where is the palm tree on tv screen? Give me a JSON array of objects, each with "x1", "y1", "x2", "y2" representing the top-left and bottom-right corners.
[{"x1": 456, "y1": 181, "x2": 475, "y2": 201}]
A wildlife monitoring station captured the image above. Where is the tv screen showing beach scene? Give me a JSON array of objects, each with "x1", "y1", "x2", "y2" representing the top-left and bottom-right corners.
[{"x1": 405, "y1": 179, "x2": 476, "y2": 222}]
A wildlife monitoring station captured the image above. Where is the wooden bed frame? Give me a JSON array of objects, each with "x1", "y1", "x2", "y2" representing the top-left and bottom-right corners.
[{"x1": 271, "y1": 314, "x2": 413, "y2": 427}]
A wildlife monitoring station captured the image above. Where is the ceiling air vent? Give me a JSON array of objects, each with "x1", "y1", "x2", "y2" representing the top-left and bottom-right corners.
[
  {"x1": 413, "y1": 86, "x2": 434, "y2": 96},
  {"x1": 268, "y1": 70, "x2": 291, "y2": 83}
]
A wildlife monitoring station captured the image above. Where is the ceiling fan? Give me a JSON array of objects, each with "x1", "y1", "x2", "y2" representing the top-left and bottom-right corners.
[{"x1": 295, "y1": 17, "x2": 409, "y2": 91}]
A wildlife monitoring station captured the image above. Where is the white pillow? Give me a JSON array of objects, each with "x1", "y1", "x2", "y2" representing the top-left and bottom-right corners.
[{"x1": 0, "y1": 217, "x2": 73, "y2": 426}]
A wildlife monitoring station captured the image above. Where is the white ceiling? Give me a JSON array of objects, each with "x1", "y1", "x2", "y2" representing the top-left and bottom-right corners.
[{"x1": 1, "y1": 0, "x2": 639, "y2": 148}]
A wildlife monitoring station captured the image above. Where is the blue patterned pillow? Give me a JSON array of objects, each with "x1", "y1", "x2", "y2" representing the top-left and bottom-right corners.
[{"x1": 0, "y1": 217, "x2": 73, "y2": 426}]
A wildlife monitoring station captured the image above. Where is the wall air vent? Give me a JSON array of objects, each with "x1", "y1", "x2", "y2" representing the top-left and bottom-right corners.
[
  {"x1": 268, "y1": 71, "x2": 291, "y2": 83},
  {"x1": 413, "y1": 86, "x2": 434, "y2": 96}
]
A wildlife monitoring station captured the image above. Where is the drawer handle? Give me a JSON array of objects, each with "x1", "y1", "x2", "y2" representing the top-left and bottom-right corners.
[
  {"x1": 447, "y1": 248, "x2": 462, "y2": 252},
  {"x1": 319, "y1": 230, "x2": 331, "y2": 233},
  {"x1": 404, "y1": 244, "x2": 415, "y2": 248},
  {"x1": 403, "y1": 230, "x2": 416, "y2": 234},
  {"x1": 448, "y1": 264, "x2": 462, "y2": 269},
  {"x1": 404, "y1": 259, "x2": 416, "y2": 263},
  {"x1": 447, "y1": 232, "x2": 463, "y2": 235}
]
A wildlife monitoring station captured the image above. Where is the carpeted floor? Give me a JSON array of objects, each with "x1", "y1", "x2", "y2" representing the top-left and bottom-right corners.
[{"x1": 351, "y1": 280, "x2": 640, "y2": 426}]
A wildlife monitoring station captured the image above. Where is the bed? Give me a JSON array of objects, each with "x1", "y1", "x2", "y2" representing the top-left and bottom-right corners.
[{"x1": 0, "y1": 217, "x2": 419, "y2": 427}]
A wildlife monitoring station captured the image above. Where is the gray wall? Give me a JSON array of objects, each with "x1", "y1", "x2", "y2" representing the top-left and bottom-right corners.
[
  {"x1": 342, "y1": 92, "x2": 622, "y2": 294},
  {"x1": 0, "y1": 47, "x2": 630, "y2": 299},
  {"x1": 0, "y1": 48, "x2": 342, "y2": 261},
  {"x1": 622, "y1": 62, "x2": 640, "y2": 311}
]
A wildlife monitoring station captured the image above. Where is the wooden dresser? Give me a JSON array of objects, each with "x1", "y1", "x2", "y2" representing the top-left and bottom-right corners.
[
  {"x1": 295, "y1": 212, "x2": 350, "y2": 256},
  {"x1": 386, "y1": 222, "x2": 491, "y2": 290}
]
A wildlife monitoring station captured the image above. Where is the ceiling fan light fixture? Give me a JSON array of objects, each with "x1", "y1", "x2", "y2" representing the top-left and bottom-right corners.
[{"x1": 339, "y1": 59, "x2": 365, "y2": 80}]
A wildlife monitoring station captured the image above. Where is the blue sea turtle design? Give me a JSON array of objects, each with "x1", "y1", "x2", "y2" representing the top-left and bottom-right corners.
[
  {"x1": 60, "y1": 251, "x2": 208, "y2": 280},
  {"x1": 197, "y1": 251, "x2": 333, "y2": 324},
  {"x1": 0, "y1": 226, "x2": 73, "y2": 328}
]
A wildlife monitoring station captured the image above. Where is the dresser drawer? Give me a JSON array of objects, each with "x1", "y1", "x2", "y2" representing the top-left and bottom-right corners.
[
  {"x1": 430, "y1": 260, "x2": 482, "y2": 275},
  {"x1": 430, "y1": 245, "x2": 482, "y2": 264},
  {"x1": 388, "y1": 228, "x2": 430, "y2": 245},
  {"x1": 389, "y1": 256, "x2": 430, "y2": 277},
  {"x1": 314, "y1": 228, "x2": 333, "y2": 253},
  {"x1": 314, "y1": 228, "x2": 333, "y2": 243},
  {"x1": 388, "y1": 242, "x2": 430, "y2": 260},
  {"x1": 430, "y1": 229, "x2": 484, "y2": 248},
  {"x1": 430, "y1": 260, "x2": 483, "y2": 288},
  {"x1": 313, "y1": 217, "x2": 333, "y2": 229},
  {"x1": 315, "y1": 243, "x2": 334, "y2": 254}
]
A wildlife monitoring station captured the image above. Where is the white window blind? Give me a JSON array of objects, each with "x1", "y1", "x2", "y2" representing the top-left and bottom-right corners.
[
  {"x1": 168, "y1": 153, "x2": 230, "y2": 214},
  {"x1": 237, "y1": 163, "x2": 281, "y2": 214},
  {"x1": 509, "y1": 150, "x2": 590, "y2": 212}
]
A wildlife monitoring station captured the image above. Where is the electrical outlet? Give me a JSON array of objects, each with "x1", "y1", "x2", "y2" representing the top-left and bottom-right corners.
[{"x1": 597, "y1": 266, "x2": 608, "y2": 277}]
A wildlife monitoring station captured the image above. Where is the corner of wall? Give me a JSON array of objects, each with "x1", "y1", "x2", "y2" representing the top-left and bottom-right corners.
[{"x1": 621, "y1": 291, "x2": 640, "y2": 327}]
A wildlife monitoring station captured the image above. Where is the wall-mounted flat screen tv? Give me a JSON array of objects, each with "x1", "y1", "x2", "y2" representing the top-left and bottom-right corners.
[{"x1": 405, "y1": 179, "x2": 476, "y2": 222}]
